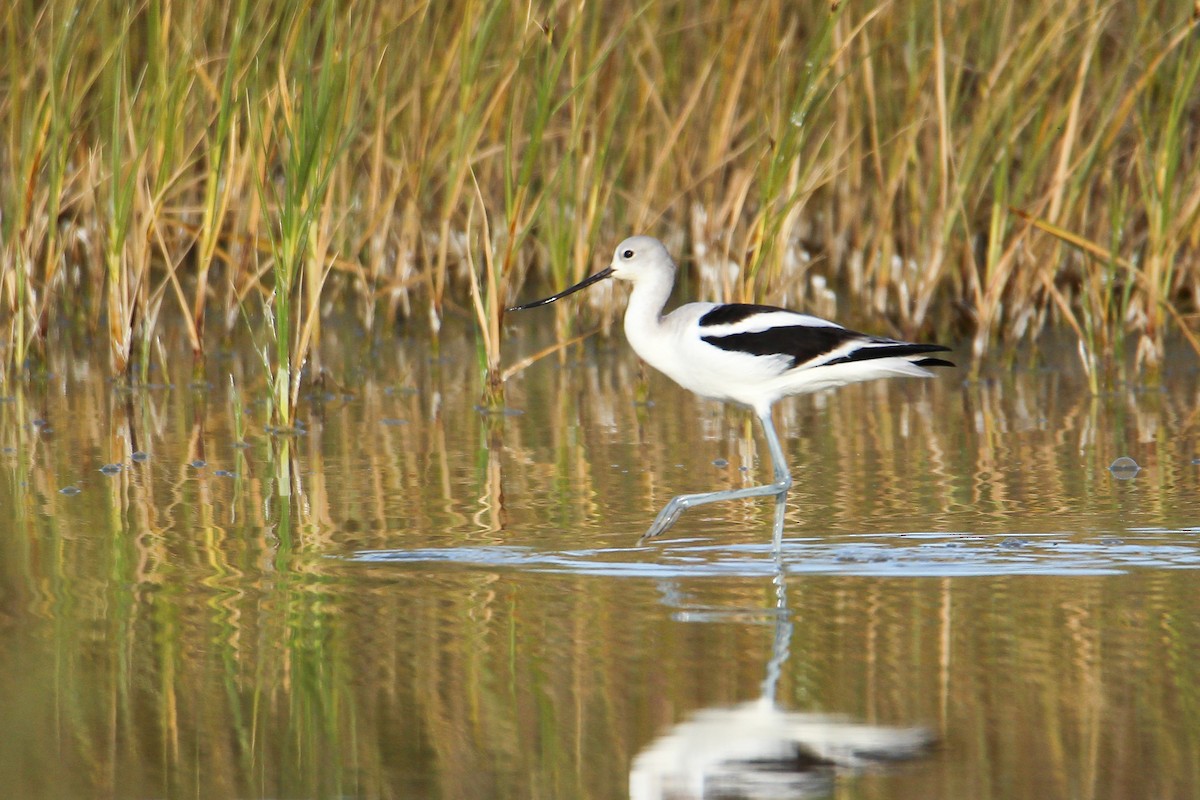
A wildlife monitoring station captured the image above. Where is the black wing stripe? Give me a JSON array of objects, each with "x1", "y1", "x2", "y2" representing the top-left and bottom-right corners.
[
  {"x1": 698, "y1": 303, "x2": 789, "y2": 328},
  {"x1": 701, "y1": 326, "x2": 862, "y2": 368},
  {"x1": 703, "y1": 328, "x2": 954, "y2": 370},
  {"x1": 823, "y1": 342, "x2": 953, "y2": 367}
]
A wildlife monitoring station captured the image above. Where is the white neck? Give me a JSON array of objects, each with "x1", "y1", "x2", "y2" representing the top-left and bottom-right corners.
[{"x1": 621, "y1": 268, "x2": 676, "y2": 370}]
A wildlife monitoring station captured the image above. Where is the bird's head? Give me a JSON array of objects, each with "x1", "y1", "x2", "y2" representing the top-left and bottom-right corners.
[
  {"x1": 507, "y1": 235, "x2": 673, "y2": 311},
  {"x1": 607, "y1": 236, "x2": 675, "y2": 284}
]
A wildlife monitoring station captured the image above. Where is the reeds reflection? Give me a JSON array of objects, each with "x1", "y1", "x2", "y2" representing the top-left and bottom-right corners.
[{"x1": 0, "y1": 328, "x2": 1198, "y2": 798}]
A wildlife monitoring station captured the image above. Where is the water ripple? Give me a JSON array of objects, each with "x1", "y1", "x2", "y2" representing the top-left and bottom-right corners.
[{"x1": 348, "y1": 529, "x2": 1200, "y2": 578}]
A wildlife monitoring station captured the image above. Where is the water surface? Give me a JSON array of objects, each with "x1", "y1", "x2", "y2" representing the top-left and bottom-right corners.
[{"x1": 1, "y1": 326, "x2": 1198, "y2": 798}]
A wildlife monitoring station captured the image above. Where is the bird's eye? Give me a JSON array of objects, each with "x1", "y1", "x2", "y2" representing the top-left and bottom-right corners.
[{"x1": 622, "y1": 249, "x2": 634, "y2": 259}]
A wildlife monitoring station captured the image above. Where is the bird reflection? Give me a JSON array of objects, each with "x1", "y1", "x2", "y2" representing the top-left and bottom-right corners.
[{"x1": 630, "y1": 529, "x2": 934, "y2": 799}]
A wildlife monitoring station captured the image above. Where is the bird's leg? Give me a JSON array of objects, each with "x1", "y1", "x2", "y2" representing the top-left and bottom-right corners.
[
  {"x1": 757, "y1": 409, "x2": 793, "y2": 489},
  {"x1": 771, "y1": 492, "x2": 787, "y2": 552},
  {"x1": 641, "y1": 410, "x2": 793, "y2": 540}
]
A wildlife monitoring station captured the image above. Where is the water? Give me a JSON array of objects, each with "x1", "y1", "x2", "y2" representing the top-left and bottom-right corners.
[{"x1": 1, "y1": 325, "x2": 1199, "y2": 798}]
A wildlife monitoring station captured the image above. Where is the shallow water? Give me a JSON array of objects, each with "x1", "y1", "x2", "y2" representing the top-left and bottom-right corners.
[{"x1": 1, "y1": 325, "x2": 1199, "y2": 799}]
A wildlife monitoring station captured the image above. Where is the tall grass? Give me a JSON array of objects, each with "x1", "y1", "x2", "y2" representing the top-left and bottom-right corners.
[
  {"x1": 254, "y1": 1, "x2": 361, "y2": 429},
  {"x1": 100, "y1": 9, "x2": 143, "y2": 379},
  {"x1": 0, "y1": 0, "x2": 1198, "y2": 397},
  {"x1": 192, "y1": 0, "x2": 253, "y2": 375},
  {"x1": 1, "y1": 1, "x2": 98, "y2": 377}
]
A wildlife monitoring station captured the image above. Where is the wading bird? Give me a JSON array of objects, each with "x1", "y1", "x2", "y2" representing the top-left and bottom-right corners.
[{"x1": 508, "y1": 236, "x2": 953, "y2": 540}]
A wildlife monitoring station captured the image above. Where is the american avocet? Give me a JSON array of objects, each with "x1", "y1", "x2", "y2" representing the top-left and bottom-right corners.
[{"x1": 508, "y1": 235, "x2": 953, "y2": 540}]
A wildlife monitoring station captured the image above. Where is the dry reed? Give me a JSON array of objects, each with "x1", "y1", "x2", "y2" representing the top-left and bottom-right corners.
[{"x1": 1, "y1": 0, "x2": 1198, "y2": 393}]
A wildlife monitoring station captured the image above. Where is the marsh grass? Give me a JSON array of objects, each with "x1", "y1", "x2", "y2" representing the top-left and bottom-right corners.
[
  {"x1": 1, "y1": 0, "x2": 1198, "y2": 398},
  {"x1": 253, "y1": 1, "x2": 361, "y2": 429}
]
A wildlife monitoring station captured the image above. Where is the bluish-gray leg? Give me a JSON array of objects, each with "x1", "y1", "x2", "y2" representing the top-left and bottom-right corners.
[
  {"x1": 771, "y1": 491, "x2": 787, "y2": 552},
  {"x1": 642, "y1": 410, "x2": 793, "y2": 540}
]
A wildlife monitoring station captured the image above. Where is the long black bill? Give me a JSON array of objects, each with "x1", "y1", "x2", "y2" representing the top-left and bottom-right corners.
[{"x1": 507, "y1": 266, "x2": 614, "y2": 311}]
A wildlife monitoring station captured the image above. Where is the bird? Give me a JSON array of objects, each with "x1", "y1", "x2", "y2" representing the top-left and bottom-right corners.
[{"x1": 507, "y1": 235, "x2": 953, "y2": 540}]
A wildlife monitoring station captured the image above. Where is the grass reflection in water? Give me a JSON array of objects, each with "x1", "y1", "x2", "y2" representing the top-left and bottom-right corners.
[{"x1": 0, "y1": 331, "x2": 1198, "y2": 798}]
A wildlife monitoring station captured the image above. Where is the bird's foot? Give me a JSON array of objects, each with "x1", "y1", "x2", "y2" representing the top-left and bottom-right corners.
[
  {"x1": 638, "y1": 481, "x2": 792, "y2": 543},
  {"x1": 640, "y1": 498, "x2": 689, "y2": 541}
]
